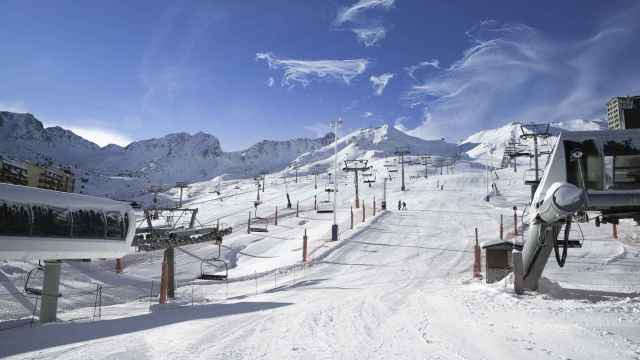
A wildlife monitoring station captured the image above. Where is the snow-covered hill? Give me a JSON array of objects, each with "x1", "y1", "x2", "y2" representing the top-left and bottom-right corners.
[
  {"x1": 293, "y1": 124, "x2": 459, "y2": 172},
  {"x1": 460, "y1": 122, "x2": 568, "y2": 164},
  {"x1": 412, "y1": 119, "x2": 606, "y2": 165}
]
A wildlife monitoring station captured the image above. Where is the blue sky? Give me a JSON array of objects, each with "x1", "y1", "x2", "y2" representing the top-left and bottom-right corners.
[{"x1": 1, "y1": 0, "x2": 639, "y2": 149}]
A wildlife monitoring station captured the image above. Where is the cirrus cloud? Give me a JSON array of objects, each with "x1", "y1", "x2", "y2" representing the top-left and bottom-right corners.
[
  {"x1": 334, "y1": 0, "x2": 395, "y2": 47},
  {"x1": 256, "y1": 52, "x2": 369, "y2": 88},
  {"x1": 405, "y1": 60, "x2": 440, "y2": 80},
  {"x1": 353, "y1": 26, "x2": 387, "y2": 47},
  {"x1": 405, "y1": 10, "x2": 640, "y2": 140},
  {"x1": 335, "y1": 0, "x2": 395, "y2": 25},
  {"x1": 370, "y1": 73, "x2": 394, "y2": 95}
]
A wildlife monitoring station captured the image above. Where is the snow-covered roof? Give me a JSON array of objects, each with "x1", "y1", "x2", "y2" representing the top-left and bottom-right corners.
[
  {"x1": 481, "y1": 239, "x2": 523, "y2": 250},
  {"x1": 0, "y1": 183, "x2": 131, "y2": 212}
]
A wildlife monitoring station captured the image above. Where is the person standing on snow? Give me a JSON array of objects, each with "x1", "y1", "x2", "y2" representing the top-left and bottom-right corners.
[
  {"x1": 398, "y1": 200, "x2": 402, "y2": 211},
  {"x1": 402, "y1": 201, "x2": 407, "y2": 211}
]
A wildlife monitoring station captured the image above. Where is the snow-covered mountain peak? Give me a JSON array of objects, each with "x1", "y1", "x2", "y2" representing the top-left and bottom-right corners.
[
  {"x1": 0, "y1": 111, "x2": 101, "y2": 164},
  {"x1": 339, "y1": 124, "x2": 455, "y2": 154},
  {"x1": 124, "y1": 131, "x2": 223, "y2": 159}
]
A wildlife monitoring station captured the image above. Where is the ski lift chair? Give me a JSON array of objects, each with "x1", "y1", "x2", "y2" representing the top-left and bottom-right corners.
[
  {"x1": 24, "y1": 263, "x2": 44, "y2": 296},
  {"x1": 523, "y1": 168, "x2": 539, "y2": 185},
  {"x1": 249, "y1": 216, "x2": 269, "y2": 232},
  {"x1": 317, "y1": 200, "x2": 334, "y2": 213},
  {"x1": 199, "y1": 240, "x2": 229, "y2": 280},
  {"x1": 200, "y1": 258, "x2": 228, "y2": 280},
  {"x1": 324, "y1": 184, "x2": 336, "y2": 201}
]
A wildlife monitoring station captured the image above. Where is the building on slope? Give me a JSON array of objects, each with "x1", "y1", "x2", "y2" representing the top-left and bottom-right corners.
[
  {"x1": 0, "y1": 156, "x2": 74, "y2": 192},
  {"x1": 607, "y1": 95, "x2": 640, "y2": 130}
]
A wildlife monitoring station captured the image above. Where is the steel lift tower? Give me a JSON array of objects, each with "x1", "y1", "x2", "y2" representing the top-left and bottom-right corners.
[
  {"x1": 343, "y1": 159, "x2": 369, "y2": 209},
  {"x1": 395, "y1": 147, "x2": 410, "y2": 191},
  {"x1": 419, "y1": 155, "x2": 432, "y2": 179},
  {"x1": 520, "y1": 123, "x2": 552, "y2": 199},
  {"x1": 175, "y1": 182, "x2": 190, "y2": 208}
]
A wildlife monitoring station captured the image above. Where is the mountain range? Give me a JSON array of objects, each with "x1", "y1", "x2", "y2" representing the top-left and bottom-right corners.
[
  {"x1": 0, "y1": 112, "x2": 457, "y2": 200},
  {"x1": 0, "y1": 111, "x2": 605, "y2": 200}
]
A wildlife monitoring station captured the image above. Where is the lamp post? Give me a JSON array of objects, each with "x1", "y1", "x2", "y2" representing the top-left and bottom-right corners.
[{"x1": 331, "y1": 118, "x2": 342, "y2": 241}]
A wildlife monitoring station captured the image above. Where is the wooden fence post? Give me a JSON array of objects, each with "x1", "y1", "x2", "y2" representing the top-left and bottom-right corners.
[
  {"x1": 302, "y1": 228, "x2": 308, "y2": 263},
  {"x1": 362, "y1": 200, "x2": 366, "y2": 222},
  {"x1": 473, "y1": 227, "x2": 482, "y2": 279},
  {"x1": 513, "y1": 206, "x2": 518, "y2": 235},
  {"x1": 159, "y1": 259, "x2": 168, "y2": 304},
  {"x1": 350, "y1": 206, "x2": 354, "y2": 229}
]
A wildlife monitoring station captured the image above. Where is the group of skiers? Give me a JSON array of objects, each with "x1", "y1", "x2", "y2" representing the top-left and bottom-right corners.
[{"x1": 397, "y1": 200, "x2": 407, "y2": 211}]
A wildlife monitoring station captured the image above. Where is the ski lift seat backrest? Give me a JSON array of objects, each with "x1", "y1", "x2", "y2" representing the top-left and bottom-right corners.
[{"x1": 24, "y1": 265, "x2": 44, "y2": 296}]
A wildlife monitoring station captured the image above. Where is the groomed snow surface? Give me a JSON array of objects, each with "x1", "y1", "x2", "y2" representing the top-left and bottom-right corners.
[{"x1": 1, "y1": 158, "x2": 640, "y2": 359}]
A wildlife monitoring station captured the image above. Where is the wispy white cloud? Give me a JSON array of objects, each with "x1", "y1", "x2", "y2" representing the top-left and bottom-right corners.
[
  {"x1": 370, "y1": 73, "x2": 394, "y2": 95},
  {"x1": 0, "y1": 101, "x2": 29, "y2": 113},
  {"x1": 363, "y1": 111, "x2": 374, "y2": 118},
  {"x1": 256, "y1": 52, "x2": 369, "y2": 88},
  {"x1": 405, "y1": 10, "x2": 640, "y2": 141},
  {"x1": 353, "y1": 26, "x2": 387, "y2": 46},
  {"x1": 266, "y1": 77, "x2": 275, "y2": 87},
  {"x1": 405, "y1": 60, "x2": 440, "y2": 80},
  {"x1": 335, "y1": 0, "x2": 395, "y2": 25},
  {"x1": 334, "y1": 0, "x2": 394, "y2": 47}
]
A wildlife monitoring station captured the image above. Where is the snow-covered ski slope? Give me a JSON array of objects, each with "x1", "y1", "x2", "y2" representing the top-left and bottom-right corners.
[{"x1": 1, "y1": 157, "x2": 640, "y2": 359}]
